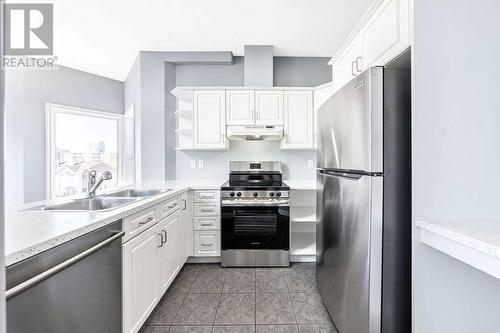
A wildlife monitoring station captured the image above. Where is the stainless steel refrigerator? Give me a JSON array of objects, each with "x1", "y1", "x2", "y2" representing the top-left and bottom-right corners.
[{"x1": 316, "y1": 63, "x2": 411, "y2": 333}]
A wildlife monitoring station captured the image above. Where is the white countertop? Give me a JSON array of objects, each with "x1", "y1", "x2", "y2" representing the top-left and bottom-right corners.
[
  {"x1": 5, "y1": 179, "x2": 312, "y2": 266},
  {"x1": 285, "y1": 180, "x2": 316, "y2": 190},
  {"x1": 5, "y1": 180, "x2": 225, "y2": 266},
  {"x1": 417, "y1": 218, "x2": 500, "y2": 279}
]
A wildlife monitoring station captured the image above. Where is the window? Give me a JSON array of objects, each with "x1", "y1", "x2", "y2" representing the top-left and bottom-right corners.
[{"x1": 46, "y1": 103, "x2": 127, "y2": 199}]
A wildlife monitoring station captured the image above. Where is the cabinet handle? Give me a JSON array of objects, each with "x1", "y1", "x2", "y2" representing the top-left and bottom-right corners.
[
  {"x1": 355, "y1": 56, "x2": 362, "y2": 73},
  {"x1": 351, "y1": 61, "x2": 357, "y2": 77},
  {"x1": 167, "y1": 202, "x2": 178, "y2": 209},
  {"x1": 201, "y1": 242, "x2": 213, "y2": 247},
  {"x1": 162, "y1": 230, "x2": 168, "y2": 244},
  {"x1": 200, "y1": 194, "x2": 214, "y2": 199},
  {"x1": 139, "y1": 217, "x2": 154, "y2": 225},
  {"x1": 157, "y1": 233, "x2": 164, "y2": 247},
  {"x1": 200, "y1": 222, "x2": 213, "y2": 226},
  {"x1": 182, "y1": 199, "x2": 187, "y2": 210},
  {"x1": 201, "y1": 208, "x2": 214, "y2": 212}
]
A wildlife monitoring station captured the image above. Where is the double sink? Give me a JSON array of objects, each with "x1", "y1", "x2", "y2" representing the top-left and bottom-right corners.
[{"x1": 40, "y1": 189, "x2": 171, "y2": 212}]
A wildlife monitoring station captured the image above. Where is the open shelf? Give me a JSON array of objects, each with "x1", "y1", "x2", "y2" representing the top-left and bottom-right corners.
[
  {"x1": 291, "y1": 206, "x2": 316, "y2": 223},
  {"x1": 175, "y1": 110, "x2": 192, "y2": 118},
  {"x1": 175, "y1": 128, "x2": 192, "y2": 134},
  {"x1": 291, "y1": 231, "x2": 316, "y2": 256}
]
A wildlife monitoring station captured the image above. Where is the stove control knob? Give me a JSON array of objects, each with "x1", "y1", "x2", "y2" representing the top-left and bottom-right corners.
[
  {"x1": 276, "y1": 192, "x2": 282, "y2": 197},
  {"x1": 236, "y1": 192, "x2": 242, "y2": 197},
  {"x1": 269, "y1": 192, "x2": 275, "y2": 197},
  {"x1": 253, "y1": 192, "x2": 258, "y2": 197},
  {"x1": 230, "y1": 192, "x2": 235, "y2": 197}
]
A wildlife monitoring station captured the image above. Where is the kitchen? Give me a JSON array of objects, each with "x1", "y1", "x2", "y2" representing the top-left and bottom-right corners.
[{"x1": 2, "y1": 0, "x2": 500, "y2": 333}]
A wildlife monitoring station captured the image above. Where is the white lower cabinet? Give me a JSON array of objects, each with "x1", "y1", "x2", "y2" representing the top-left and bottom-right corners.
[
  {"x1": 123, "y1": 223, "x2": 161, "y2": 333},
  {"x1": 180, "y1": 191, "x2": 193, "y2": 263},
  {"x1": 192, "y1": 190, "x2": 221, "y2": 257},
  {"x1": 158, "y1": 212, "x2": 181, "y2": 295},
  {"x1": 123, "y1": 193, "x2": 190, "y2": 333},
  {"x1": 194, "y1": 231, "x2": 221, "y2": 256}
]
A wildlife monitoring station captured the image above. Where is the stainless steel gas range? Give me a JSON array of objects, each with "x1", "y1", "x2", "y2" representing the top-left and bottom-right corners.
[{"x1": 220, "y1": 161, "x2": 290, "y2": 267}]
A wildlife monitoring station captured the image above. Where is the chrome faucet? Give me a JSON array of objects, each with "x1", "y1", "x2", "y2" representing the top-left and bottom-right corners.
[{"x1": 87, "y1": 170, "x2": 112, "y2": 197}]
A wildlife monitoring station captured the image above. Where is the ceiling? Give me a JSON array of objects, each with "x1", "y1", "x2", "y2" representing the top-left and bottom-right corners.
[{"x1": 16, "y1": 0, "x2": 374, "y2": 81}]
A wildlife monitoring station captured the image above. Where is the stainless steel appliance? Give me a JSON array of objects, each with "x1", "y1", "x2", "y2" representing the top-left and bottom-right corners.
[
  {"x1": 316, "y1": 64, "x2": 411, "y2": 333},
  {"x1": 221, "y1": 161, "x2": 290, "y2": 267},
  {"x1": 6, "y1": 221, "x2": 124, "y2": 333}
]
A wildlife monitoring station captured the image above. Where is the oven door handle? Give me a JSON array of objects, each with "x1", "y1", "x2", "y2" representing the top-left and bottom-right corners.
[{"x1": 221, "y1": 199, "x2": 290, "y2": 207}]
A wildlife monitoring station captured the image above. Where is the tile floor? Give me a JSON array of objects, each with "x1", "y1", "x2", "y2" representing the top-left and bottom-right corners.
[{"x1": 140, "y1": 263, "x2": 337, "y2": 333}]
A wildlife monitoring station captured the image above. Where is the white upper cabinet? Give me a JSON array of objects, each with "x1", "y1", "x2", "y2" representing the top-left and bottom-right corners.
[
  {"x1": 255, "y1": 90, "x2": 283, "y2": 125},
  {"x1": 281, "y1": 91, "x2": 313, "y2": 150},
  {"x1": 359, "y1": 0, "x2": 410, "y2": 67},
  {"x1": 330, "y1": 0, "x2": 410, "y2": 92},
  {"x1": 226, "y1": 90, "x2": 255, "y2": 125},
  {"x1": 331, "y1": 37, "x2": 363, "y2": 91},
  {"x1": 193, "y1": 90, "x2": 228, "y2": 149},
  {"x1": 226, "y1": 90, "x2": 283, "y2": 126}
]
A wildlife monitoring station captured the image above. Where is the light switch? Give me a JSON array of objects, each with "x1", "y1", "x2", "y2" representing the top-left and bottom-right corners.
[
  {"x1": 308, "y1": 160, "x2": 314, "y2": 168},
  {"x1": 191, "y1": 160, "x2": 197, "y2": 169},
  {"x1": 198, "y1": 160, "x2": 204, "y2": 168}
]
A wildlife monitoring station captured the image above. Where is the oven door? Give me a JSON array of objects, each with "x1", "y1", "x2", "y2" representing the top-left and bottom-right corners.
[{"x1": 221, "y1": 203, "x2": 290, "y2": 250}]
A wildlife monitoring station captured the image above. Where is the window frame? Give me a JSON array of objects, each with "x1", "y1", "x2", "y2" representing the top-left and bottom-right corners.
[{"x1": 45, "y1": 103, "x2": 125, "y2": 200}]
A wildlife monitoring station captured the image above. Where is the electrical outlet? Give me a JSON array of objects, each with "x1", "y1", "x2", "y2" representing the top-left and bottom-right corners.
[
  {"x1": 308, "y1": 160, "x2": 314, "y2": 168},
  {"x1": 191, "y1": 160, "x2": 197, "y2": 169},
  {"x1": 197, "y1": 160, "x2": 204, "y2": 168}
]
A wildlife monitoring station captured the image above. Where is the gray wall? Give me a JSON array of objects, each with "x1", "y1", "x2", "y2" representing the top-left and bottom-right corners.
[
  {"x1": 413, "y1": 1, "x2": 500, "y2": 332},
  {"x1": 274, "y1": 57, "x2": 331, "y2": 87},
  {"x1": 175, "y1": 56, "x2": 330, "y2": 181},
  {"x1": 5, "y1": 66, "x2": 124, "y2": 203}
]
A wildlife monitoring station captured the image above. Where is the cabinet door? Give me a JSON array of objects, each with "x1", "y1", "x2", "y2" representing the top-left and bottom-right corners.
[
  {"x1": 359, "y1": 0, "x2": 410, "y2": 68},
  {"x1": 226, "y1": 90, "x2": 254, "y2": 125},
  {"x1": 180, "y1": 191, "x2": 193, "y2": 263},
  {"x1": 123, "y1": 226, "x2": 161, "y2": 333},
  {"x1": 194, "y1": 90, "x2": 228, "y2": 149},
  {"x1": 281, "y1": 91, "x2": 314, "y2": 150},
  {"x1": 255, "y1": 90, "x2": 283, "y2": 125},
  {"x1": 194, "y1": 231, "x2": 221, "y2": 257},
  {"x1": 158, "y1": 213, "x2": 181, "y2": 294},
  {"x1": 331, "y1": 37, "x2": 363, "y2": 93}
]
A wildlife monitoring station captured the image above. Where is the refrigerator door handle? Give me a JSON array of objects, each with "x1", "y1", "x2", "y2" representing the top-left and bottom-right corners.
[
  {"x1": 317, "y1": 168, "x2": 383, "y2": 179},
  {"x1": 317, "y1": 168, "x2": 363, "y2": 180}
]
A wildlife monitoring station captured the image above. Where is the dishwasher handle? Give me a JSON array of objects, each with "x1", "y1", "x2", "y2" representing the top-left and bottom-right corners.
[{"x1": 6, "y1": 230, "x2": 125, "y2": 300}]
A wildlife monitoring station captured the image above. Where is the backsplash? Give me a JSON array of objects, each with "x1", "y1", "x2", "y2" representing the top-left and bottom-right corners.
[{"x1": 176, "y1": 141, "x2": 316, "y2": 181}]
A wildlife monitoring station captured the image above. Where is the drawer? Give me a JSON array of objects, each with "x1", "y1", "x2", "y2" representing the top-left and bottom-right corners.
[
  {"x1": 194, "y1": 217, "x2": 220, "y2": 230},
  {"x1": 194, "y1": 203, "x2": 220, "y2": 217},
  {"x1": 123, "y1": 205, "x2": 159, "y2": 242},
  {"x1": 194, "y1": 231, "x2": 220, "y2": 257},
  {"x1": 159, "y1": 195, "x2": 180, "y2": 219},
  {"x1": 193, "y1": 190, "x2": 220, "y2": 203}
]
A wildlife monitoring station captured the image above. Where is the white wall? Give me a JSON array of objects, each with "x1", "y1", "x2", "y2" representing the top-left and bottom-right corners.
[
  {"x1": 413, "y1": 0, "x2": 500, "y2": 332},
  {"x1": 176, "y1": 141, "x2": 316, "y2": 181},
  {"x1": 4, "y1": 66, "x2": 124, "y2": 204}
]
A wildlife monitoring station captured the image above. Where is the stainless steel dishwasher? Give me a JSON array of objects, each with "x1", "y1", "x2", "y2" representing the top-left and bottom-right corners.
[{"x1": 6, "y1": 220, "x2": 124, "y2": 333}]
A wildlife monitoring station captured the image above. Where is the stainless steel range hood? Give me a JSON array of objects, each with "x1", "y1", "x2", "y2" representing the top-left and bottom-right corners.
[{"x1": 226, "y1": 125, "x2": 283, "y2": 141}]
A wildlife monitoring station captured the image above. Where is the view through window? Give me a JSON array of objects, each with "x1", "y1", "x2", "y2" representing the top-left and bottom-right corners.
[{"x1": 49, "y1": 105, "x2": 122, "y2": 198}]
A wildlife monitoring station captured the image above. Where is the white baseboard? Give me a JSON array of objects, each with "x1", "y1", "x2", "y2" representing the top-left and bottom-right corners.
[
  {"x1": 290, "y1": 255, "x2": 316, "y2": 263},
  {"x1": 187, "y1": 255, "x2": 316, "y2": 264},
  {"x1": 187, "y1": 256, "x2": 221, "y2": 263}
]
